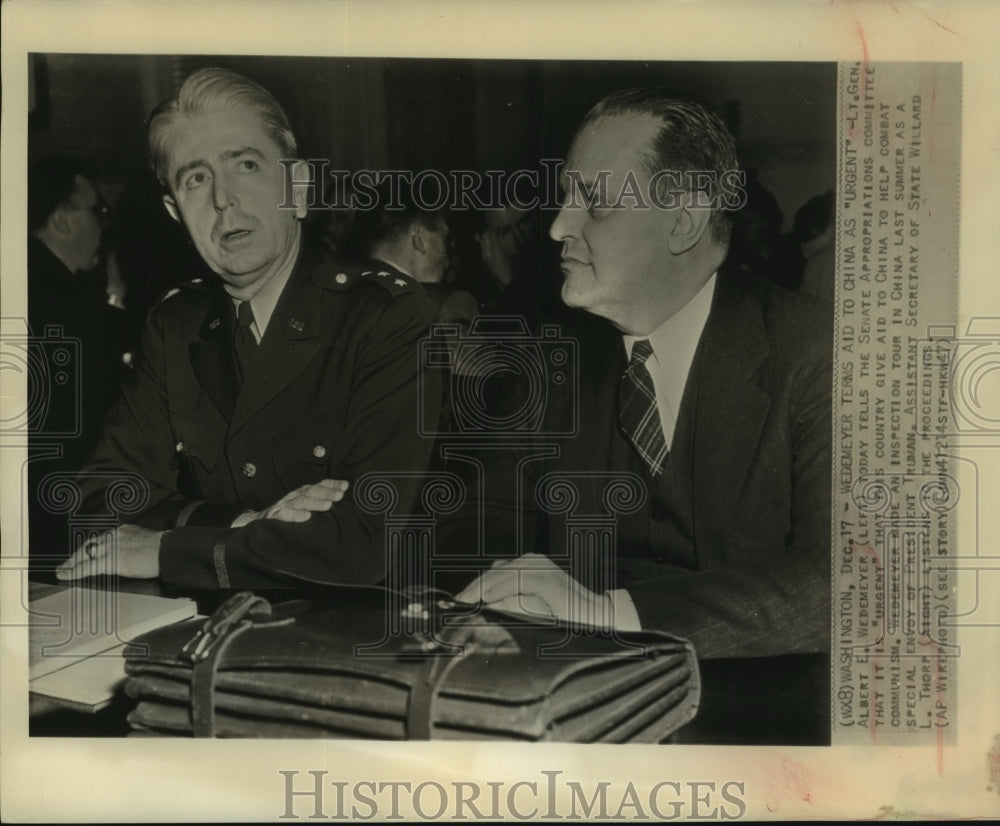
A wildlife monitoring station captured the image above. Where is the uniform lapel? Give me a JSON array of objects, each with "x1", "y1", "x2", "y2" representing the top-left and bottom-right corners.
[
  {"x1": 688, "y1": 269, "x2": 771, "y2": 565},
  {"x1": 228, "y1": 260, "x2": 323, "y2": 437},
  {"x1": 189, "y1": 291, "x2": 240, "y2": 421}
]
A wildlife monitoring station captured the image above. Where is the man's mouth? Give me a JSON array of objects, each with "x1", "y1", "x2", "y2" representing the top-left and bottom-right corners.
[{"x1": 219, "y1": 228, "x2": 252, "y2": 244}]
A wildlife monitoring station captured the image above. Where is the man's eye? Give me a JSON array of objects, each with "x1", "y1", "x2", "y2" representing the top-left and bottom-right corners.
[
  {"x1": 239, "y1": 159, "x2": 259, "y2": 172},
  {"x1": 184, "y1": 172, "x2": 208, "y2": 191},
  {"x1": 588, "y1": 198, "x2": 611, "y2": 219}
]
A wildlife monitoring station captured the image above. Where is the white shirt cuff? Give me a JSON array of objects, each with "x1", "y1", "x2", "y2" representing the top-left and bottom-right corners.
[
  {"x1": 607, "y1": 588, "x2": 642, "y2": 632},
  {"x1": 229, "y1": 510, "x2": 257, "y2": 529}
]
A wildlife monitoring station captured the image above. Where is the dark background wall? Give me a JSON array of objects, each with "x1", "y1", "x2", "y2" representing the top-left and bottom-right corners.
[
  {"x1": 29, "y1": 54, "x2": 835, "y2": 231},
  {"x1": 27, "y1": 53, "x2": 835, "y2": 328}
]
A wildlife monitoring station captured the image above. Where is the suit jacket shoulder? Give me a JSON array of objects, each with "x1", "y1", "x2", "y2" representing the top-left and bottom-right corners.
[{"x1": 729, "y1": 270, "x2": 833, "y2": 362}]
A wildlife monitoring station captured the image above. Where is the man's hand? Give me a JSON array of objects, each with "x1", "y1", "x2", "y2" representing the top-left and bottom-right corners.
[
  {"x1": 55, "y1": 524, "x2": 164, "y2": 581},
  {"x1": 232, "y1": 479, "x2": 349, "y2": 527},
  {"x1": 455, "y1": 553, "x2": 615, "y2": 629}
]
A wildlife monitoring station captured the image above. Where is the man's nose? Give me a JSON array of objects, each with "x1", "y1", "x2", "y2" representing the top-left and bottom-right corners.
[
  {"x1": 548, "y1": 202, "x2": 581, "y2": 242},
  {"x1": 212, "y1": 173, "x2": 238, "y2": 211}
]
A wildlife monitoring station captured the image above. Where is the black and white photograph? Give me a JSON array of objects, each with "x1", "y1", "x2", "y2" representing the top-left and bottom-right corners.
[{"x1": 2, "y1": 1, "x2": 998, "y2": 822}]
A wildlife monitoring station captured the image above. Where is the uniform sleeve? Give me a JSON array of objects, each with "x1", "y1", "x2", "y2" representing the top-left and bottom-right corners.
[
  {"x1": 157, "y1": 291, "x2": 440, "y2": 590},
  {"x1": 76, "y1": 303, "x2": 222, "y2": 530},
  {"x1": 624, "y1": 327, "x2": 833, "y2": 659}
]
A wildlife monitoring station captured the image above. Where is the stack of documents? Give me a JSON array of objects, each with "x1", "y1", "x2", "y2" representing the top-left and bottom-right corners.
[{"x1": 29, "y1": 587, "x2": 196, "y2": 711}]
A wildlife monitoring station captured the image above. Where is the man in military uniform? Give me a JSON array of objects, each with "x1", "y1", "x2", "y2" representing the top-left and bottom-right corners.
[{"x1": 56, "y1": 68, "x2": 439, "y2": 590}]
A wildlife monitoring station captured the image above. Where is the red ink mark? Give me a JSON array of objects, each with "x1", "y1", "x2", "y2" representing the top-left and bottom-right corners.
[
  {"x1": 938, "y1": 721, "x2": 945, "y2": 775},
  {"x1": 853, "y1": 543, "x2": 878, "y2": 561},
  {"x1": 855, "y1": 20, "x2": 870, "y2": 72},
  {"x1": 902, "y1": 0, "x2": 962, "y2": 37},
  {"x1": 935, "y1": 646, "x2": 949, "y2": 775},
  {"x1": 929, "y1": 85, "x2": 937, "y2": 162},
  {"x1": 988, "y1": 736, "x2": 1000, "y2": 787},
  {"x1": 763, "y1": 758, "x2": 812, "y2": 813}
]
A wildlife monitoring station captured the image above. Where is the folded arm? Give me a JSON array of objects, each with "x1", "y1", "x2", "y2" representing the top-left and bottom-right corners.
[{"x1": 70, "y1": 290, "x2": 439, "y2": 589}]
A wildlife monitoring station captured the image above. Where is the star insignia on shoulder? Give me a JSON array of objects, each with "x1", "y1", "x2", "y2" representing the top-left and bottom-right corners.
[{"x1": 394, "y1": 278, "x2": 407, "y2": 287}]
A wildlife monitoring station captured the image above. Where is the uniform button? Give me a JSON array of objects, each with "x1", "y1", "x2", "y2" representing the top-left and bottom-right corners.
[
  {"x1": 313, "y1": 445, "x2": 326, "y2": 458},
  {"x1": 242, "y1": 462, "x2": 257, "y2": 478},
  {"x1": 175, "y1": 441, "x2": 184, "y2": 452},
  {"x1": 335, "y1": 272, "x2": 348, "y2": 284}
]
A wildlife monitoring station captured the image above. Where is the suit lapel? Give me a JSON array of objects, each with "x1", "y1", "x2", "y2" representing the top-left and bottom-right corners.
[
  {"x1": 189, "y1": 292, "x2": 240, "y2": 421},
  {"x1": 687, "y1": 270, "x2": 771, "y2": 564},
  {"x1": 556, "y1": 315, "x2": 624, "y2": 477},
  {"x1": 546, "y1": 314, "x2": 633, "y2": 561},
  {"x1": 228, "y1": 261, "x2": 323, "y2": 437}
]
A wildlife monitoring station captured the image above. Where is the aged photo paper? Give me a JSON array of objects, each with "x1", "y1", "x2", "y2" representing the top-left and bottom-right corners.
[{"x1": 2, "y1": 0, "x2": 999, "y2": 821}]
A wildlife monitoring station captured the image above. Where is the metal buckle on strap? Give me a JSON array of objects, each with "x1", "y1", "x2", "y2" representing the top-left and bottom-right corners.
[{"x1": 180, "y1": 591, "x2": 272, "y2": 664}]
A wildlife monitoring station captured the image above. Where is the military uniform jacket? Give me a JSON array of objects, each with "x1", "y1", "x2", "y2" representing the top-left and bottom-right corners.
[{"x1": 79, "y1": 247, "x2": 439, "y2": 590}]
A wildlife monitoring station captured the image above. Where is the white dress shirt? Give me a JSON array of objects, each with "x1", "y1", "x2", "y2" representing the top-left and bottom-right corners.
[{"x1": 622, "y1": 273, "x2": 717, "y2": 450}]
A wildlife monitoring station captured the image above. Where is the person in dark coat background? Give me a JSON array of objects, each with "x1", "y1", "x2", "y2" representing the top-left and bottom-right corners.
[{"x1": 27, "y1": 156, "x2": 128, "y2": 570}]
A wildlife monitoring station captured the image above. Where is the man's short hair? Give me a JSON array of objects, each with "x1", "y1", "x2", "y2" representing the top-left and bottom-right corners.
[
  {"x1": 351, "y1": 180, "x2": 443, "y2": 258},
  {"x1": 581, "y1": 88, "x2": 741, "y2": 248},
  {"x1": 28, "y1": 156, "x2": 94, "y2": 234},
  {"x1": 148, "y1": 67, "x2": 297, "y2": 190}
]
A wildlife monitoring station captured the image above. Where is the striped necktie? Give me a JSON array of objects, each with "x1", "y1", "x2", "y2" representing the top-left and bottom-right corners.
[{"x1": 618, "y1": 338, "x2": 668, "y2": 478}]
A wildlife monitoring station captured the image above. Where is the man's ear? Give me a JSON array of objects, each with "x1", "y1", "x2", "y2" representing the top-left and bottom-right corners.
[
  {"x1": 666, "y1": 193, "x2": 713, "y2": 255},
  {"x1": 290, "y1": 160, "x2": 311, "y2": 220},
  {"x1": 410, "y1": 222, "x2": 429, "y2": 255},
  {"x1": 48, "y1": 205, "x2": 74, "y2": 237},
  {"x1": 162, "y1": 194, "x2": 181, "y2": 224}
]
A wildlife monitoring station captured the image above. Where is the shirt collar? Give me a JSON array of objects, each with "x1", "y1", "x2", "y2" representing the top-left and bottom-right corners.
[
  {"x1": 375, "y1": 255, "x2": 413, "y2": 278},
  {"x1": 230, "y1": 233, "x2": 300, "y2": 338},
  {"x1": 622, "y1": 272, "x2": 717, "y2": 438},
  {"x1": 623, "y1": 273, "x2": 717, "y2": 363}
]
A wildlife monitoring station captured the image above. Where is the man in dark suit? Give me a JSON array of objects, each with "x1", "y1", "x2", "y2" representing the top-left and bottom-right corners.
[
  {"x1": 28, "y1": 157, "x2": 125, "y2": 464},
  {"x1": 455, "y1": 89, "x2": 831, "y2": 661},
  {"x1": 56, "y1": 68, "x2": 438, "y2": 590},
  {"x1": 27, "y1": 157, "x2": 128, "y2": 571}
]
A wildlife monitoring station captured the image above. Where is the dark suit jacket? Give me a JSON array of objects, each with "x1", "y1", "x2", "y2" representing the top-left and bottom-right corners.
[
  {"x1": 27, "y1": 237, "x2": 129, "y2": 571},
  {"x1": 78, "y1": 246, "x2": 439, "y2": 590},
  {"x1": 440, "y1": 265, "x2": 832, "y2": 659},
  {"x1": 27, "y1": 237, "x2": 128, "y2": 468}
]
